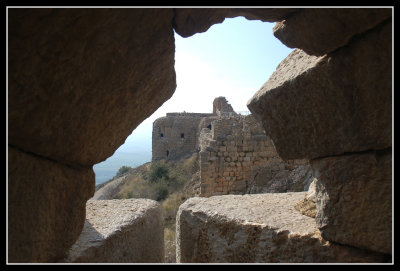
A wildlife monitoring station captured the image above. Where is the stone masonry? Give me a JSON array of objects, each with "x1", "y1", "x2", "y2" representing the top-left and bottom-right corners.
[
  {"x1": 62, "y1": 199, "x2": 164, "y2": 263},
  {"x1": 8, "y1": 8, "x2": 391, "y2": 263},
  {"x1": 199, "y1": 114, "x2": 313, "y2": 197},
  {"x1": 152, "y1": 112, "x2": 218, "y2": 161},
  {"x1": 152, "y1": 97, "x2": 313, "y2": 197},
  {"x1": 176, "y1": 193, "x2": 387, "y2": 263}
]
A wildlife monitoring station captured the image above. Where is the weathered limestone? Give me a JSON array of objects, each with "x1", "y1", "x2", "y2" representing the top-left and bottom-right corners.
[
  {"x1": 176, "y1": 194, "x2": 387, "y2": 263},
  {"x1": 8, "y1": 8, "x2": 176, "y2": 167},
  {"x1": 248, "y1": 20, "x2": 392, "y2": 161},
  {"x1": 173, "y1": 8, "x2": 299, "y2": 38},
  {"x1": 312, "y1": 149, "x2": 392, "y2": 255},
  {"x1": 8, "y1": 8, "x2": 176, "y2": 262},
  {"x1": 63, "y1": 199, "x2": 164, "y2": 263},
  {"x1": 152, "y1": 113, "x2": 217, "y2": 161},
  {"x1": 273, "y1": 8, "x2": 392, "y2": 56},
  {"x1": 212, "y1": 96, "x2": 236, "y2": 115},
  {"x1": 294, "y1": 178, "x2": 317, "y2": 218},
  {"x1": 199, "y1": 114, "x2": 313, "y2": 196},
  {"x1": 8, "y1": 7, "x2": 393, "y2": 263},
  {"x1": 8, "y1": 146, "x2": 95, "y2": 263}
]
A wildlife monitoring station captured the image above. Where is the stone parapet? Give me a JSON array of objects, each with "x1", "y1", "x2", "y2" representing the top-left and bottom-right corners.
[
  {"x1": 312, "y1": 149, "x2": 392, "y2": 255},
  {"x1": 62, "y1": 199, "x2": 164, "y2": 263},
  {"x1": 176, "y1": 194, "x2": 387, "y2": 263}
]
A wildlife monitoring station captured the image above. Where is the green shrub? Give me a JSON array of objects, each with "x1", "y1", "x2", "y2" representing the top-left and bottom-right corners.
[
  {"x1": 147, "y1": 162, "x2": 170, "y2": 183},
  {"x1": 116, "y1": 166, "x2": 132, "y2": 177},
  {"x1": 154, "y1": 185, "x2": 169, "y2": 201}
]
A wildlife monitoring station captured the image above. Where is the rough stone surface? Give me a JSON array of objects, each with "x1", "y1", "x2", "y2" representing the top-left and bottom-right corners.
[
  {"x1": 312, "y1": 149, "x2": 392, "y2": 255},
  {"x1": 273, "y1": 8, "x2": 392, "y2": 56},
  {"x1": 173, "y1": 8, "x2": 299, "y2": 38},
  {"x1": 62, "y1": 199, "x2": 164, "y2": 263},
  {"x1": 199, "y1": 114, "x2": 313, "y2": 196},
  {"x1": 247, "y1": 20, "x2": 392, "y2": 160},
  {"x1": 8, "y1": 7, "x2": 393, "y2": 264},
  {"x1": 294, "y1": 178, "x2": 317, "y2": 218},
  {"x1": 212, "y1": 96, "x2": 236, "y2": 115},
  {"x1": 8, "y1": 8, "x2": 176, "y2": 167},
  {"x1": 152, "y1": 113, "x2": 218, "y2": 161},
  {"x1": 8, "y1": 146, "x2": 95, "y2": 263},
  {"x1": 176, "y1": 194, "x2": 386, "y2": 263}
]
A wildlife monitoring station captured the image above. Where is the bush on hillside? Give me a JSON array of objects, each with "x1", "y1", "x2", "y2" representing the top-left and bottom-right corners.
[
  {"x1": 146, "y1": 162, "x2": 170, "y2": 183},
  {"x1": 116, "y1": 166, "x2": 133, "y2": 177}
]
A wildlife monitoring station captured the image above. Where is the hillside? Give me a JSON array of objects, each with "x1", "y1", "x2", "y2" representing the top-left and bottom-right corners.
[{"x1": 92, "y1": 153, "x2": 201, "y2": 263}]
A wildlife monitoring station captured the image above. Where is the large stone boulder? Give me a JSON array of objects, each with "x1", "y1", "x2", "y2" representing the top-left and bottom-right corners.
[
  {"x1": 312, "y1": 149, "x2": 392, "y2": 255},
  {"x1": 8, "y1": 8, "x2": 176, "y2": 262},
  {"x1": 8, "y1": 8, "x2": 176, "y2": 167},
  {"x1": 62, "y1": 199, "x2": 164, "y2": 263},
  {"x1": 172, "y1": 8, "x2": 299, "y2": 38},
  {"x1": 176, "y1": 194, "x2": 387, "y2": 263},
  {"x1": 247, "y1": 19, "x2": 392, "y2": 161},
  {"x1": 273, "y1": 8, "x2": 392, "y2": 56},
  {"x1": 8, "y1": 146, "x2": 95, "y2": 263}
]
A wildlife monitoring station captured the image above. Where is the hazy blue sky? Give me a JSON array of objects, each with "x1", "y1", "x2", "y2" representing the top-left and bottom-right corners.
[{"x1": 94, "y1": 16, "x2": 294, "y2": 183}]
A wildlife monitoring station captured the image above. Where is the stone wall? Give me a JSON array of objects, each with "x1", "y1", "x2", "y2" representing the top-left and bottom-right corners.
[
  {"x1": 199, "y1": 114, "x2": 313, "y2": 197},
  {"x1": 152, "y1": 113, "x2": 218, "y2": 161},
  {"x1": 8, "y1": 8, "x2": 176, "y2": 262},
  {"x1": 247, "y1": 9, "x2": 392, "y2": 257},
  {"x1": 8, "y1": 7, "x2": 392, "y2": 263},
  {"x1": 62, "y1": 199, "x2": 164, "y2": 263},
  {"x1": 212, "y1": 96, "x2": 236, "y2": 115},
  {"x1": 176, "y1": 194, "x2": 388, "y2": 263}
]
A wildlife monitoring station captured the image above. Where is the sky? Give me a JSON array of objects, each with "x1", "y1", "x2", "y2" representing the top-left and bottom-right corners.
[{"x1": 93, "y1": 16, "x2": 294, "y2": 184}]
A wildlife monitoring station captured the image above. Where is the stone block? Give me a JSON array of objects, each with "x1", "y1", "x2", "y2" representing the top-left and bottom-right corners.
[
  {"x1": 8, "y1": 146, "x2": 94, "y2": 262},
  {"x1": 8, "y1": 8, "x2": 176, "y2": 166},
  {"x1": 176, "y1": 194, "x2": 386, "y2": 263},
  {"x1": 173, "y1": 8, "x2": 299, "y2": 37},
  {"x1": 294, "y1": 178, "x2": 317, "y2": 218},
  {"x1": 248, "y1": 20, "x2": 392, "y2": 160},
  {"x1": 62, "y1": 199, "x2": 164, "y2": 263},
  {"x1": 273, "y1": 8, "x2": 392, "y2": 56},
  {"x1": 312, "y1": 149, "x2": 392, "y2": 255}
]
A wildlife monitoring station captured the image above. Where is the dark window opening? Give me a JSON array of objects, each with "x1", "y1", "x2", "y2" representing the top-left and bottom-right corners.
[
  {"x1": 166, "y1": 150, "x2": 169, "y2": 157},
  {"x1": 207, "y1": 124, "x2": 212, "y2": 129},
  {"x1": 181, "y1": 133, "x2": 184, "y2": 138},
  {"x1": 160, "y1": 133, "x2": 164, "y2": 138}
]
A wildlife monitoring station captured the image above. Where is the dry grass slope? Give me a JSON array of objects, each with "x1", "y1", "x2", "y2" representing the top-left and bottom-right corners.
[{"x1": 98, "y1": 153, "x2": 201, "y2": 262}]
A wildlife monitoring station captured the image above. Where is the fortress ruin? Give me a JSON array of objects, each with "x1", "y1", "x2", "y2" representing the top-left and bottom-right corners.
[
  {"x1": 152, "y1": 97, "x2": 313, "y2": 197},
  {"x1": 8, "y1": 8, "x2": 391, "y2": 263}
]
